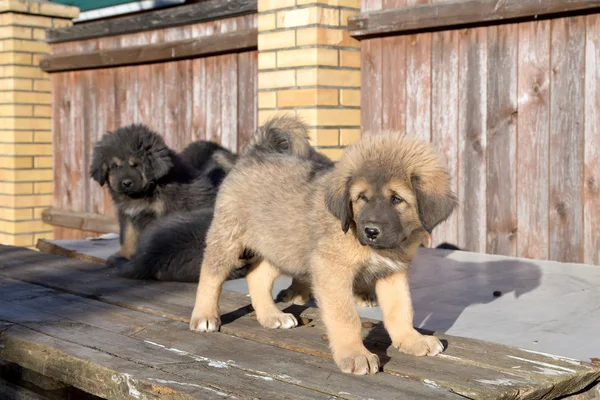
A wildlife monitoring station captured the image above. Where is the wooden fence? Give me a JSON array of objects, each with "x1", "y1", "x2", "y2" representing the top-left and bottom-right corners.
[
  {"x1": 43, "y1": 0, "x2": 257, "y2": 239},
  {"x1": 351, "y1": 0, "x2": 600, "y2": 265}
]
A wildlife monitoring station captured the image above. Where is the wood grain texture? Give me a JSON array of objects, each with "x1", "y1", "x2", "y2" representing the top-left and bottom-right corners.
[
  {"x1": 191, "y1": 57, "x2": 207, "y2": 142},
  {"x1": 2, "y1": 246, "x2": 600, "y2": 400},
  {"x1": 486, "y1": 24, "x2": 518, "y2": 256},
  {"x1": 381, "y1": 35, "x2": 406, "y2": 132},
  {"x1": 205, "y1": 56, "x2": 222, "y2": 143},
  {"x1": 584, "y1": 14, "x2": 600, "y2": 265},
  {"x1": 549, "y1": 16, "x2": 585, "y2": 263},
  {"x1": 220, "y1": 54, "x2": 238, "y2": 151},
  {"x1": 360, "y1": 38, "x2": 383, "y2": 134},
  {"x1": 46, "y1": 0, "x2": 257, "y2": 43},
  {"x1": 457, "y1": 27, "x2": 487, "y2": 252},
  {"x1": 431, "y1": 29, "x2": 459, "y2": 246},
  {"x1": 236, "y1": 51, "x2": 258, "y2": 151},
  {"x1": 349, "y1": 0, "x2": 600, "y2": 39},
  {"x1": 516, "y1": 20, "x2": 551, "y2": 261},
  {"x1": 40, "y1": 29, "x2": 258, "y2": 73},
  {"x1": 41, "y1": 209, "x2": 118, "y2": 234},
  {"x1": 405, "y1": 25, "x2": 432, "y2": 141}
]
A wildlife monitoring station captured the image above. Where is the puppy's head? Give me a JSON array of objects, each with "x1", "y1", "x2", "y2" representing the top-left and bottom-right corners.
[
  {"x1": 326, "y1": 133, "x2": 457, "y2": 250},
  {"x1": 90, "y1": 124, "x2": 173, "y2": 196}
]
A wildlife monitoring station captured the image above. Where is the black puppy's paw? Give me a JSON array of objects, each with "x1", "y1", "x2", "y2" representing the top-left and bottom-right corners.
[{"x1": 106, "y1": 255, "x2": 128, "y2": 269}]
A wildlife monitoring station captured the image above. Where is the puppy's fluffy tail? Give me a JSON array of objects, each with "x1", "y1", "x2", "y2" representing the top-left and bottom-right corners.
[
  {"x1": 113, "y1": 209, "x2": 249, "y2": 282},
  {"x1": 242, "y1": 114, "x2": 314, "y2": 158}
]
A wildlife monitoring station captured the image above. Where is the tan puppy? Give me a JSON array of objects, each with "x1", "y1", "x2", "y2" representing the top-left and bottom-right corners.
[{"x1": 190, "y1": 116, "x2": 457, "y2": 375}]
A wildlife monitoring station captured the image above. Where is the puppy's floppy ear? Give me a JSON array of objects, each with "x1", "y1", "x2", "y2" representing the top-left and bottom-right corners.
[
  {"x1": 90, "y1": 147, "x2": 108, "y2": 186},
  {"x1": 147, "y1": 151, "x2": 173, "y2": 181},
  {"x1": 411, "y1": 173, "x2": 457, "y2": 234},
  {"x1": 325, "y1": 175, "x2": 353, "y2": 234}
]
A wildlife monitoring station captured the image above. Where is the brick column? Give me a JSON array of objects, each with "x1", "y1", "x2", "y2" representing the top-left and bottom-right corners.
[
  {"x1": 257, "y1": 0, "x2": 361, "y2": 161},
  {"x1": 0, "y1": 0, "x2": 78, "y2": 248}
]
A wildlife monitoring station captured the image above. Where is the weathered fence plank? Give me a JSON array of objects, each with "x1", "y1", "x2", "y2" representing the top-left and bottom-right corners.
[
  {"x1": 457, "y1": 27, "x2": 487, "y2": 253},
  {"x1": 486, "y1": 24, "x2": 518, "y2": 257},
  {"x1": 516, "y1": 20, "x2": 551, "y2": 261},
  {"x1": 548, "y1": 16, "x2": 586, "y2": 263}
]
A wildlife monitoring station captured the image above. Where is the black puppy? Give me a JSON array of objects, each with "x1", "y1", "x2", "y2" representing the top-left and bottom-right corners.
[{"x1": 90, "y1": 124, "x2": 234, "y2": 265}]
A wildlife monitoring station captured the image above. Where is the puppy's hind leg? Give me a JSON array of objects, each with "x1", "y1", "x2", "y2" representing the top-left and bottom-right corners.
[
  {"x1": 247, "y1": 259, "x2": 298, "y2": 329},
  {"x1": 277, "y1": 277, "x2": 312, "y2": 305},
  {"x1": 190, "y1": 230, "x2": 243, "y2": 333}
]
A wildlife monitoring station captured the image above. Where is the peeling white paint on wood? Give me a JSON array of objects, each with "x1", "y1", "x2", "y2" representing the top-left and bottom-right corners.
[{"x1": 147, "y1": 378, "x2": 237, "y2": 398}]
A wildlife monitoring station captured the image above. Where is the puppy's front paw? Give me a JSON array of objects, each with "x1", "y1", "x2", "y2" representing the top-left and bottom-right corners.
[
  {"x1": 394, "y1": 330, "x2": 444, "y2": 356},
  {"x1": 189, "y1": 312, "x2": 221, "y2": 332},
  {"x1": 277, "y1": 287, "x2": 311, "y2": 305},
  {"x1": 106, "y1": 254, "x2": 120, "y2": 268},
  {"x1": 334, "y1": 349, "x2": 380, "y2": 375},
  {"x1": 354, "y1": 292, "x2": 378, "y2": 307},
  {"x1": 257, "y1": 312, "x2": 298, "y2": 329}
]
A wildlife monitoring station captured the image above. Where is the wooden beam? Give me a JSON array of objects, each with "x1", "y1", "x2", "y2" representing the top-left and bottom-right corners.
[
  {"x1": 46, "y1": 0, "x2": 256, "y2": 44},
  {"x1": 36, "y1": 239, "x2": 107, "y2": 265},
  {"x1": 348, "y1": 0, "x2": 600, "y2": 39},
  {"x1": 39, "y1": 29, "x2": 258, "y2": 72},
  {"x1": 41, "y1": 208, "x2": 118, "y2": 233}
]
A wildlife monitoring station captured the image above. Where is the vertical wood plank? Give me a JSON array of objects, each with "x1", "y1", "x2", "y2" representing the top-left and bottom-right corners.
[
  {"x1": 149, "y1": 62, "x2": 165, "y2": 139},
  {"x1": 119, "y1": 35, "x2": 141, "y2": 124},
  {"x1": 220, "y1": 55, "x2": 238, "y2": 151},
  {"x1": 584, "y1": 14, "x2": 600, "y2": 265},
  {"x1": 549, "y1": 16, "x2": 585, "y2": 263},
  {"x1": 516, "y1": 20, "x2": 551, "y2": 261},
  {"x1": 205, "y1": 55, "x2": 222, "y2": 144},
  {"x1": 431, "y1": 29, "x2": 459, "y2": 246},
  {"x1": 96, "y1": 37, "x2": 119, "y2": 218},
  {"x1": 486, "y1": 24, "x2": 518, "y2": 257},
  {"x1": 82, "y1": 69, "x2": 96, "y2": 215},
  {"x1": 237, "y1": 51, "x2": 258, "y2": 151},
  {"x1": 361, "y1": 38, "x2": 382, "y2": 134},
  {"x1": 66, "y1": 71, "x2": 86, "y2": 239},
  {"x1": 360, "y1": 0, "x2": 382, "y2": 135},
  {"x1": 91, "y1": 68, "x2": 115, "y2": 218},
  {"x1": 457, "y1": 27, "x2": 487, "y2": 252},
  {"x1": 192, "y1": 57, "x2": 207, "y2": 142},
  {"x1": 177, "y1": 59, "x2": 194, "y2": 150},
  {"x1": 163, "y1": 27, "x2": 190, "y2": 149},
  {"x1": 381, "y1": 35, "x2": 406, "y2": 132},
  {"x1": 51, "y1": 72, "x2": 67, "y2": 239},
  {"x1": 164, "y1": 60, "x2": 180, "y2": 149},
  {"x1": 405, "y1": 29, "x2": 431, "y2": 141}
]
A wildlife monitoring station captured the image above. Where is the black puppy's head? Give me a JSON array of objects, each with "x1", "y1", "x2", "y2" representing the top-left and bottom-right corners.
[
  {"x1": 90, "y1": 124, "x2": 173, "y2": 196},
  {"x1": 326, "y1": 134, "x2": 457, "y2": 250}
]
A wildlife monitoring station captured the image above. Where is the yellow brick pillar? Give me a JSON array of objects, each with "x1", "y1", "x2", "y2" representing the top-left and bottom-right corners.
[
  {"x1": 257, "y1": 0, "x2": 361, "y2": 161},
  {"x1": 0, "y1": 0, "x2": 78, "y2": 247}
]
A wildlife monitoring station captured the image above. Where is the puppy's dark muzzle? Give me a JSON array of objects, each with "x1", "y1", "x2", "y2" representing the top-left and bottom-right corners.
[{"x1": 358, "y1": 224, "x2": 399, "y2": 249}]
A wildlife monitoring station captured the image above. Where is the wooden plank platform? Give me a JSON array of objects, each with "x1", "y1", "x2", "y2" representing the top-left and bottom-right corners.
[{"x1": 1, "y1": 245, "x2": 599, "y2": 399}]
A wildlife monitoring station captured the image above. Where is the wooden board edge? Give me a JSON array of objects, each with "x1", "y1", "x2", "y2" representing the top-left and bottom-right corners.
[
  {"x1": 40, "y1": 29, "x2": 258, "y2": 73},
  {"x1": 35, "y1": 239, "x2": 106, "y2": 265},
  {"x1": 46, "y1": 0, "x2": 257, "y2": 44},
  {"x1": 348, "y1": 0, "x2": 600, "y2": 39}
]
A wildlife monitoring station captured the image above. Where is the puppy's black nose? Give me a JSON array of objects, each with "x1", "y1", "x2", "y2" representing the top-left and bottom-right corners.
[
  {"x1": 121, "y1": 179, "x2": 133, "y2": 189},
  {"x1": 365, "y1": 226, "x2": 380, "y2": 240}
]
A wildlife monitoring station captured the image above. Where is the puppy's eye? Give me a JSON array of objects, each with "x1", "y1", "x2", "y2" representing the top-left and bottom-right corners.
[
  {"x1": 391, "y1": 195, "x2": 404, "y2": 206},
  {"x1": 358, "y1": 193, "x2": 368, "y2": 202},
  {"x1": 130, "y1": 162, "x2": 137, "y2": 168}
]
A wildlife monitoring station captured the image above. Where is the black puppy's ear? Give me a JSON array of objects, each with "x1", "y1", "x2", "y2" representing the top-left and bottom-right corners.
[
  {"x1": 411, "y1": 174, "x2": 457, "y2": 234},
  {"x1": 147, "y1": 152, "x2": 173, "y2": 181},
  {"x1": 90, "y1": 147, "x2": 108, "y2": 186},
  {"x1": 325, "y1": 176, "x2": 353, "y2": 234}
]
